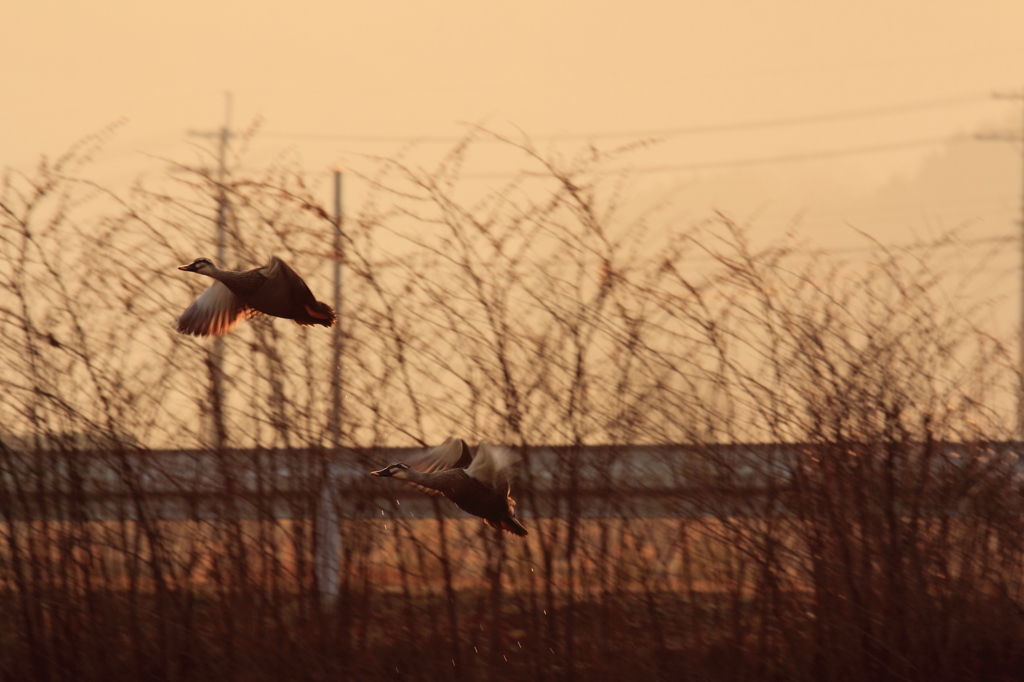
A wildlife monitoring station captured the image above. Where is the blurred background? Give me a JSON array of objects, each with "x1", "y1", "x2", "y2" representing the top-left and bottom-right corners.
[{"x1": 3, "y1": 2, "x2": 1024, "y2": 680}]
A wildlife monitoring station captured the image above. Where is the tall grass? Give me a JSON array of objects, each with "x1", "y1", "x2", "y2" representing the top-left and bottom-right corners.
[{"x1": 1, "y1": 129, "x2": 1023, "y2": 681}]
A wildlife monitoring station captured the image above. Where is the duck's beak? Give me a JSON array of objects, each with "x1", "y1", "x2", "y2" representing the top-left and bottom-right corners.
[
  {"x1": 178, "y1": 262, "x2": 198, "y2": 272},
  {"x1": 369, "y1": 468, "x2": 389, "y2": 477}
]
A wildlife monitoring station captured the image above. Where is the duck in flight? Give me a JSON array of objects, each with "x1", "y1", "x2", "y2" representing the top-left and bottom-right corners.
[
  {"x1": 176, "y1": 256, "x2": 336, "y2": 336},
  {"x1": 371, "y1": 437, "x2": 529, "y2": 536}
]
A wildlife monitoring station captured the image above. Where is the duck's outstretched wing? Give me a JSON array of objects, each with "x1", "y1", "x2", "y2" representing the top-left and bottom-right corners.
[
  {"x1": 410, "y1": 436, "x2": 473, "y2": 473},
  {"x1": 176, "y1": 281, "x2": 258, "y2": 337},
  {"x1": 466, "y1": 441, "x2": 521, "y2": 492}
]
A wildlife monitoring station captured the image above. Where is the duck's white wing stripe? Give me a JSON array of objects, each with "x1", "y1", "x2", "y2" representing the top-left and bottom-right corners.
[{"x1": 176, "y1": 281, "x2": 250, "y2": 337}]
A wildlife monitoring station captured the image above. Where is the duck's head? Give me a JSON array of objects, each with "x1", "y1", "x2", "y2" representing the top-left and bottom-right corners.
[
  {"x1": 370, "y1": 462, "x2": 412, "y2": 479},
  {"x1": 178, "y1": 257, "x2": 217, "y2": 274}
]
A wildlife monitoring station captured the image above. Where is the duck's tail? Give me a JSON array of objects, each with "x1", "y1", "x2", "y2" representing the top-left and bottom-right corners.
[
  {"x1": 487, "y1": 516, "x2": 529, "y2": 536},
  {"x1": 502, "y1": 517, "x2": 529, "y2": 536},
  {"x1": 299, "y1": 302, "x2": 337, "y2": 327}
]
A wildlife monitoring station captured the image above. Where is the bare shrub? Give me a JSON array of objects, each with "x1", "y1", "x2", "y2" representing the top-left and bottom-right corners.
[{"x1": 1, "y1": 129, "x2": 1022, "y2": 681}]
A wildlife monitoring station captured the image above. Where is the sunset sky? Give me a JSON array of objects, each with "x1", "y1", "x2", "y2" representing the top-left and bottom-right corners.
[{"x1": 4, "y1": 1, "x2": 1024, "y2": 267}]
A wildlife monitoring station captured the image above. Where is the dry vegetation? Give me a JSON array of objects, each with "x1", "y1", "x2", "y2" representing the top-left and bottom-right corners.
[{"x1": 2, "y1": 129, "x2": 1024, "y2": 681}]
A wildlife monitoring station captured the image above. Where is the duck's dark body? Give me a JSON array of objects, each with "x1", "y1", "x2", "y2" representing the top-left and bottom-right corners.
[
  {"x1": 221, "y1": 259, "x2": 334, "y2": 325},
  {"x1": 422, "y1": 468, "x2": 527, "y2": 535}
]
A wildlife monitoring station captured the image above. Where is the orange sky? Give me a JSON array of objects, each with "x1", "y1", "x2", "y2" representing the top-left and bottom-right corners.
[
  {"x1": 3, "y1": 1, "x2": 1024, "y2": 263},
  {"x1": 2, "y1": 1, "x2": 1024, "y2": 440}
]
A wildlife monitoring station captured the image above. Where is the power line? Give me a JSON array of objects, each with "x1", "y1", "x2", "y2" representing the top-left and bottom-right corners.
[
  {"x1": 821, "y1": 233, "x2": 1016, "y2": 255},
  {"x1": 263, "y1": 92, "x2": 990, "y2": 144},
  {"x1": 564, "y1": 92, "x2": 989, "y2": 140},
  {"x1": 625, "y1": 135, "x2": 956, "y2": 174},
  {"x1": 462, "y1": 135, "x2": 956, "y2": 179}
]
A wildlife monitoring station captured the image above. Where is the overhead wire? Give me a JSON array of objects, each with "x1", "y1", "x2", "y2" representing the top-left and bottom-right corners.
[
  {"x1": 463, "y1": 135, "x2": 959, "y2": 178},
  {"x1": 262, "y1": 92, "x2": 991, "y2": 144},
  {"x1": 259, "y1": 91, "x2": 997, "y2": 177}
]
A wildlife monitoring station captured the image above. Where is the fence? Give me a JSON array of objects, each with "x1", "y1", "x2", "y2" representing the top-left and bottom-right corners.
[
  {"x1": 4, "y1": 439, "x2": 1024, "y2": 681},
  {"x1": 5, "y1": 440, "x2": 1020, "y2": 592}
]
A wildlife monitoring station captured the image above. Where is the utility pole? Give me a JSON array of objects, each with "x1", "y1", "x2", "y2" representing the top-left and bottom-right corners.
[
  {"x1": 329, "y1": 168, "x2": 344, "y2": 449},
  {"x1": 980, "y1": 89, "x2": 1024, "y2": 438},
  {"x1": 188, "y1": 93, "x2": 234, "y2": 449},
  {"x1": 318, "y1": 168, "x2": 345, "y2": 607}
]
